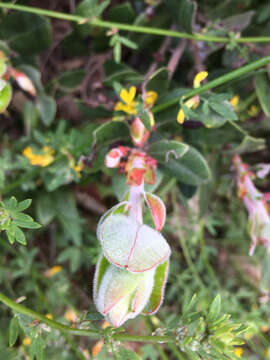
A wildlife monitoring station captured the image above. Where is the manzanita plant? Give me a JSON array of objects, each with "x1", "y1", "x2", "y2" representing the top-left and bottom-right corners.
[
  {"x1": 93, "y1": 86, "x2": 170, "y2": 327},
  {"x1": 1, "y1": 1, "x2": 270, "y2": 359}
]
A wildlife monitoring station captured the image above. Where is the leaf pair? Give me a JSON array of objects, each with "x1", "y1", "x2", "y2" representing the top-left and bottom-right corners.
[
  {"x1": 98, "y1": 213, "x2": 170, "y2": 273},
  {"x1": 94, "y1": 255, "x2": 169, "y2": 327}
]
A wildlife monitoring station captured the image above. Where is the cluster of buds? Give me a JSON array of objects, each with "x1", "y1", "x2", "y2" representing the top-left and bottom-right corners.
[
  {"x1": 105, "y1": 146, "x2": 157, "y2": 186},
  {"x1": 94, "y1": 148, "x2": 170, "y2": 327},
  {"x1": 0, "y1": 51, "x2": 36, "y2": 113},
  {"x1": 233, "y1": 155, "x2": 270, "y2": 255}
]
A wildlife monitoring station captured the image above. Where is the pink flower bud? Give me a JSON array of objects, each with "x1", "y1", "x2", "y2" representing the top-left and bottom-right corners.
[
  {"x1": 105, "y1": 146, "x2": 129, "y2": 168},
  {"x1": 233, "y1": 155, "x2": 270, "y2": 255},
  {"x1": 130, "y1": 117, "x2": 150, "y2": 147},
  {"x1": 11, "y1": 69, "x2": 36, "y2": 97}
]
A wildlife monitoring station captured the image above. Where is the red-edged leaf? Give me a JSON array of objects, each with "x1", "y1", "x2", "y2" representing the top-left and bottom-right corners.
[
  {"x1": 144, "y1": 192, "x2": 166, "y2": 231},
  {"x1": 143, "y1": 260, "x2": 169, "y2": 315}
]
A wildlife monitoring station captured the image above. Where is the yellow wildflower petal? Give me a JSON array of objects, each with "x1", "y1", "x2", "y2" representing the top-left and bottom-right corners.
[
  {"x1": 44, "y1": 265, "x2": 62, "y2": 278},
  {"x1": 23, "y1": 337, "x2": 31, "y2": 346},
  {"x1": 120, "y1": 86, "x2": 136, "y2": 104},
  {"x1": 193, "y1": 71, "x2": 208, "y2": 88},
  {"x1": 145, "y1": 91, "x2": 158, "y2": 105},
  {"x1": 230, "y1": 95, "x2": 239, "y2": 109},
  {"x1": 22, "y1": 146, "x2": 33, "y2": 158},
  {"x1": 248, "y1": 104, "x2": 259, "y2": 117},
  {"x1": 23, "y1": 146, "x2": 54, "y2": 167},
  {"x1": 120, "y1": 103, "x2": 137, "y2": 115},
  {"x1": 46, "y1": 313, "x2": 53, "y2": 320},
  {"x1": 64, "y1": 309, "x2": 77, "y2": 322},
  {"x1": 149, "y1": 111, "x2": 155, "y2": 127},
  {"x1": 114, "y1": 101, "x2": 124, "y2": 111},
  {"x1": 234, "y1": 347, "x2": 243, "y2": 358},
  {"x1": 177, "y1": 108, "x2": 185, "y2": 124}
]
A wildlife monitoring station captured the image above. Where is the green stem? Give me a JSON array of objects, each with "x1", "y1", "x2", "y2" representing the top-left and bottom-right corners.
[
  {"x1": 153, "y1": 55, "x2": 270, "y2": 114},
  {"x1": 0, "y1": 3, "x2": 270, "y2": 43},
  {"x1": 0, "y1": 290, "x2": 174, "y2": 344}
]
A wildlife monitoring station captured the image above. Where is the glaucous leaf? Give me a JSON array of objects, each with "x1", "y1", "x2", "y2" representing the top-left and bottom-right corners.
[
  {"x1": 99, "y1": 214, "x2": 171, "y2": 272},
  {"x1": 143, "y1": 260, "x2": 169, "y2": 315}
]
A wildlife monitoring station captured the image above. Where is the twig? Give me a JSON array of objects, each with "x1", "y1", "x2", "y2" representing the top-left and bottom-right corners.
[
  {"x1": 0, "y1": 290, "x2": 174, "y2": 344},
  {"x1": 168, "y1": 40, "x2": 186, "y2": 81}
]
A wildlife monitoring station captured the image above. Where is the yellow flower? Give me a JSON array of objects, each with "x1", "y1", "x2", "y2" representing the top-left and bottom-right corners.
[
  {"x1": 230, "y1": 95, "x2": 239, "y2": 110},
  {"x1": 92, "y1": 322, "x2": 110, "y2": 357},
  {"x1": 44, "y1": 265, "x2": 62, "y2": 278},
  {"x1": 23, "y1": 337, "x2": 31, "y2": 346},
  {"x1": 177, "y1": 96, "x2": 200, "y2": 124},
  {"x1": 46, "y1": 313, "x2": 53, "y2": 320},
  {"x1": 193, "y1": 71, "x2": 208, "y2": 88},
  {"x1": 64, "y1": 309, "x2": 77, "y2": 322},
  {"x1": 177, "y1": 71, "x2": 207, "y2": 125},
  {"x1": 234, "y1": 347, "x2": 243, "y2": 358},
  {"x1": 248, "y1": 104, "x2": 259, "y2": 117},
  {"x1": 69, "y1": 158, "x2": 84, "y2": 178},
  {"x1": 23, "y1": 146, "x2": 54, "y2": 167},
  {"x1": 145, "y1": 91, "x2": 158, "y2": 106},
  {"x1": 114, "y1": 86, "x2": 137, "y2": 115}
]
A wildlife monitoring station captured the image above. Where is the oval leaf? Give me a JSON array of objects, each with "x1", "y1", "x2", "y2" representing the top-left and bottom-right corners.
[
  {"x1": 143, "y1": 260, "x2": 169, "y2": 315},
  {"x1": 148, "y1": 140, "x2": 189, "y2": 163},
  {"x1": 163, "y1": 146, "x2": 211, "y2": 185},
  {"x1": 0, "y1": 83, "x2": 12, "y2": 113}
]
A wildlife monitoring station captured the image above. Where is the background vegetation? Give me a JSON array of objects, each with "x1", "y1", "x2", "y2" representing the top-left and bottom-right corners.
[{"x1": 0, "y1": 0, "x2": 270, "y2": 358}]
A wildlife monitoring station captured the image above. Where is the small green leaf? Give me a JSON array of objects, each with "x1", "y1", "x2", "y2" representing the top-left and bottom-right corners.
[
  {"x1": 228, "y1": 135, "x2": 265, "y2": 154},
  {"x1": 183, "y1": 293, "x2": 197, "y2": 314},
  {"x1": 30, "y1": 336, "x2": 45, "y2": 360},
  {"x1": 143, "y1": 260, "x2": 169, "y2": 315},
  {"x1": 84, "y1": 311, "x2": 104, "y2": 321},
  {"x1": 120, "y1": 36, "x2": 138, "y2": 50},
  {"x1": 137, "y1": 102, "x2": 151, "y2": 131},
  {"x1": 9, "y1": 317, "x2": 19, "y2": 347},
  {"x1": 209, "y1": 100, "x2": 237, "y2": 121},
  {"x1": 57, "y1": 69, "x2": 86, "y2": 91},
  {"x1": 14, "y1": 226, "x2": 26, "y2": 245},
  {"x1": 16, "y1": 199, "x2": 32, "y2": 212},
  {"x1": 6, "y1": 196, "x2": 17, "y2": 211},
  {"x1": 36, "y1": 193, "x2": 56, "y2": 226},
  {"x1": 162, "y1": 146, "x2": 211, "y2": 186},
  {"x1": 114, "y1": 41, "x2": 122, "y2": 64},
  {"x1": 76, "y1": 0, "x2": 109, "y2": 19},
  {"x1": 207, "y1": 295, "x2": 221, "y2": 322},
  {"x1": 37, "y1": 94, "x2": 56, "y2": 126},
  {"x1": 178, "y1": 0, "x2": 197, "y2": 34},
  {"x1": 0, "y1": 13, "x2": 51, "y2": 55},
  {"x1": 255, "y1": 73, "x2": 270, "y2": 116},
  {"x1": 148, "y1": 140, "x2": 189, "y2": 163},
  {"x1": 0, "y1": 82, "x2": 12, "y2": 113}
]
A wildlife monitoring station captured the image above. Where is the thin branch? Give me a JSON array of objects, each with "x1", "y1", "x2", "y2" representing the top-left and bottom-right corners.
[
  {"x1": 0, "y1": 291, "x2": 174, "y2": 344},
  {"x1": 0, "y1": 3, "x2": 270, "y2": 43},
  {"x1": 153, "y1": 54, "x2": 270, "y2": 114}
]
